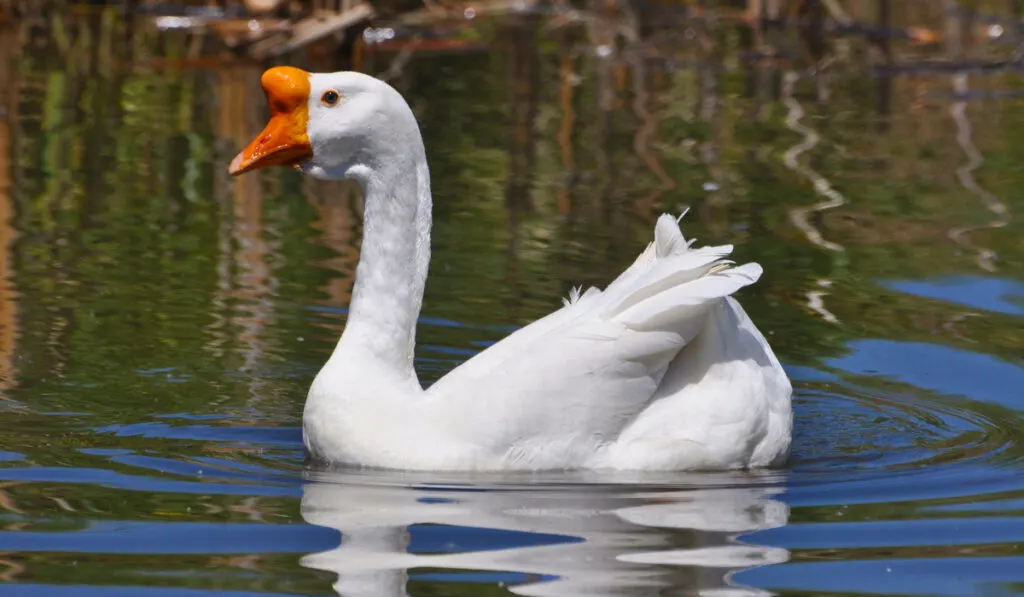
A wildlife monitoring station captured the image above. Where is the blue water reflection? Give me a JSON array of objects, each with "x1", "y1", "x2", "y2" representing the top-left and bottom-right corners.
[
  {"x1": 885, "y1": 276, "x2": 1024, "y2": 316},
  {"x1": 828, "y1": 339, "x2": 1024, "y2": 409}
]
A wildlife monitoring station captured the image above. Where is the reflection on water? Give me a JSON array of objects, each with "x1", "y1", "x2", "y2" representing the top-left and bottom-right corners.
[
  {"x1": 0, "y1": 26, "x2": 17, "y2": 398},
  {"x1": 0, "y1": 1, "x2": 1022, "y2": 596},
  {"x1": 300, "y1": 473, "x2": 788, "y2": 597},
  {"x1": 948, "y1": 72, "x2": 1011, "y2": 273},
  {"x1": 781, "y1": 69, "x2": 846, "y2": 256},
  {"x1": 779, "y1": 68, "x2": 845, "y2": 327}
]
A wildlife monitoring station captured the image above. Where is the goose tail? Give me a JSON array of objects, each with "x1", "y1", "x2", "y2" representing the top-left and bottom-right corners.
[{"x1": 604, "y1": 213, "x2": 763, "y2": 339}]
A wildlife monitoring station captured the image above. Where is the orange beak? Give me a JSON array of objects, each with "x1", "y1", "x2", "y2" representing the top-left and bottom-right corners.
[{"x1": 229, "y1": 66, "x2": 314, "y2": 176}]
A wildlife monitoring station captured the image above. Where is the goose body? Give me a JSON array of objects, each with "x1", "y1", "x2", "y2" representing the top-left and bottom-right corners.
[{"x1": 230, "y1": 67, "x2": 793, "y2": 471}]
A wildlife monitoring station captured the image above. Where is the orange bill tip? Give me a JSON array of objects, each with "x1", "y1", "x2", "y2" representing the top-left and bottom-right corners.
[{"x1": 229, "y1": 66, "x2": 313, "y2": 176}]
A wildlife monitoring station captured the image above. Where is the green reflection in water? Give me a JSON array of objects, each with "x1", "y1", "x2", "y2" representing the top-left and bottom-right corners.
[{"x1": 0, "y1": 4, "x2": 1022, "y2": 596}]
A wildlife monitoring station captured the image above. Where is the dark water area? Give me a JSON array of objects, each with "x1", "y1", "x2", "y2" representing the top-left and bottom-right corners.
[{"x1": 0, "y1": 1, "x2": 1023, "y2": 596}]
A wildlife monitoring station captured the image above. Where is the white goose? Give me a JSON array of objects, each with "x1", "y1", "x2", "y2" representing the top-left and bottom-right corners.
[{"x1": 229, "y1": 67, "x2": 792, "y2": 471}]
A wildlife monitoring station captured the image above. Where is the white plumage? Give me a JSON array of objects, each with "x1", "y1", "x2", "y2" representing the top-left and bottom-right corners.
[{"x1": 231, "y1": 68, "x2": 793, "y2": 471}]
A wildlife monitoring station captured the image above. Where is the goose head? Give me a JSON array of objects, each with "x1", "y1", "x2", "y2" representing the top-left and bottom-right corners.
[{"x1": 229, "y1": 66, "x2": 420, "y2": 181}]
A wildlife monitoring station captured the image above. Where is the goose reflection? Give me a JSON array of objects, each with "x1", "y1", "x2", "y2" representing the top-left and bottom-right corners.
[{"x1": 299, "y1": 472, "x2": 789, "y2": 596}]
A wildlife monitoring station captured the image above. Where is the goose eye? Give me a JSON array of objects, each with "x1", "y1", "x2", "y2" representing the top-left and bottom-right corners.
[{"x1": 321, "y1": 90, "x2": 340, "y2": 106}]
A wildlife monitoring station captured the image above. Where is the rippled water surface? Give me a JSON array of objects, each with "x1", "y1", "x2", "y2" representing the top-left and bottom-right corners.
[{"x1": 1, "y1": 3, "x2": 1024, "y2": 596}]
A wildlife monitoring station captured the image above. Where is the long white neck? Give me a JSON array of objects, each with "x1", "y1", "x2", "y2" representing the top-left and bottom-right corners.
[{"x1": 331, "y1": 145, "x2": 432, "y2": 378}]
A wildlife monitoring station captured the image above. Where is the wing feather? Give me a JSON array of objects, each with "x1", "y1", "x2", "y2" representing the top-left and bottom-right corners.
[{"x1": 425, "y1": 213, "x2": 778, "y2": 469}]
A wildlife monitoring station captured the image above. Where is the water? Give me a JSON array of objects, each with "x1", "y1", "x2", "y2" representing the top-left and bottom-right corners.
[{"x1": 1, "y1": 3, "x2": 1024, "y2": 596}]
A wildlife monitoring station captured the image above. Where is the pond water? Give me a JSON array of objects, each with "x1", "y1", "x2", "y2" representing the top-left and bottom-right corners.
[{"x1": 1, "y1": 3, "x2": 1024, "y2": 596}]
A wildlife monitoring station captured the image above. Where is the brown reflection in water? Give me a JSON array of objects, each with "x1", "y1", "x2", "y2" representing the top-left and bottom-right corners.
[
  {"x1": 229, "y1": 495, "x2": 267, "y2": 522},
  {"x1": 305, "y1": 175, "x2": 361, "y2": 341},
  {"x1": 0, "y1": 25, "x2": 18, "y2": 396},
  {"x1": 209, "y1": 554, "x2": 265, "y2": 573},
  {"x1": 0, "y1": 558, "x2": 24, "y2": 582},
  {"x1": 0, "y1": 480, "x2": 21, "y2": 515},
  {"x1": 555, "y1": 30, "x2": 577, "y2": 217},
  {"x1": 213, "y1": 65, "x2": 280, "y2": 396},
  {"x1": 585, "y1": 0, "x2": 619, "y2": 223},
  {"x1": 693, "y1": 7, "x2": 727, "y2": 231},
  {"x1": 499, "y1": 15, "x2": 545, "y2": 322},
  {"x1": 626, "y1": 3, "x2": 675, "y2": 222},
  {"x1": 503, "y1": 14, "x2": 541, "y2": 219}
]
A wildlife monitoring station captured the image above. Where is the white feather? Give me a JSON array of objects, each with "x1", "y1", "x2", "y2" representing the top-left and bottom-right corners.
[{"x1": 282, "y1": 71, "x2": 792, "y2": 471}]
